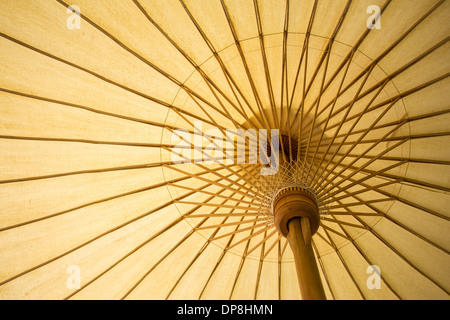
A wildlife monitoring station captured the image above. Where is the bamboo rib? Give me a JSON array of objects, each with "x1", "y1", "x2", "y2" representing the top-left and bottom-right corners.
[
  {"x1": 120, "y1": 168, "x2": 261, "y2": 299},
  {"x1": 219, "y1": 0, "x2": 272, "y2": 130},
  {"x1": 319, "y1": 225, "x2": 366, "y2": 300},
  {"x1": 178, "y1": 0, "x2": 265, "y2": 129},
  {"x1": 320, "y1": 169, "x2": 450, "y2": 256},
  {"x1": 164, "y1": 188, "x2": 257, "y2": 300}
]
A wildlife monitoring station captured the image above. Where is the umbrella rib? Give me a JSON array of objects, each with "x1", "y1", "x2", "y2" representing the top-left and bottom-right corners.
[
  {"x1": 322, "y1": 162, "x2": 450, "y2": 223},
  {"x1": 308, "y1": 61, "x2": 378, "y2": 189},
  {"x1": 301, "y1": 34, "x2": 335, "y2": 176},
  {"x1": 320, "y1": 225, "x2": 352, "y2": 242},
  {"x1": 178, "y1": 0, "x2": 265, "y2": 129},
  {"x1": 301, "y1": 0, "x2": 352, "y2": 174},
  {"x1": 292, "y1": 0, "x2": 318, "y2": 161},
  {"x1": 322, "y1": 180, "x2": 397, "y2": 205},
  {"x1": 163, "y1": 162, "x2": 264, "y2": 202},
  {"x1": 186, "y1": 213, "x2": 260, "y2": 218},
  {"x1": 197, "y1": 166, "x2": 269, "y2": 299},
  {"x1": 227, "y1": 221, "x2": 272, "y2": 299},
  {"x1": 2, "y1": 172, "x2": 228, "y2": 289},
  {"x1": 287, "y1": 0, "x2": 317, "y2": 116},
  {"x1": 327, "y1": 198, "x2": 395, "y2": 210},
  {"x1": 219, "y1": 0, "x2": 272, "y2": 129},
  {"x1": 253, "y1": 0, "x2": 278, "y2": 128},
  {"x1": 253, "y1": 230, "x2": 267, "y2": 300},
  {"x1": 210, "y1": 223, "x2": 270, "y2": 242},
  {"x1": 290, "y1": 0, "x2": 391, "y2": 128},
  {"x1": 0, "y1": 164, "x2": 241, "y2": 232},
  {"x1": 0, "y1": 161, "x2": 169, "y2": 185},
  {"x1": 64, "y1": 215, "x2": 186, "y2": 301},
  {"x1": 133, "y1": 0, "x2": 254, "y2": 130},
  {"x1": 168, "y1": 93, "x2": 266, "y2": 193},
  {"x1": 332, "y1": 130, "x2": 450, "y2": 147},
  {"x1": 277, "y1": 240, "x2": 282, "y2": 300},
  {"x1": 121, "y1": 217, "x2": 213, "y2": 300},
  {"x1": 280, "y1": 239, "x2": 289, "y2": 259},
  {"x1": 318, "y1": 158, "x2": 408, "y2": 200},
  {"x1": 276, "y1": 0, "x2": 290, "y2": 165},
  {"x1": 311, "y1": 239, "x2": 334, "y2": 300},
  {"x1": 295, "y1": 36, "x2": 309, "y2": 163},
  {"x1": 227, "y1": 249, "x2": 249, "y2": 299},
  {"x1": 164, "y1": 126, "x2": 263, "y2": 198},
  {"x1": 299, "y1": 3, "x2": 448, "y2": 139},
  {"x1": 341, "y1": 162, "x2": 450, "y2": 194},
  {"x1": 353, "y1": 213, "x2": 450, "y2": 296},
  {"x1": 226, "y1": 182, "x2": 270, "y2": 301},
  {"x1": 348, "y1": 192, "x2": 450, "y2": 256},
  {"x1": 313, "y1": 151, "x2": 450, "y2": 168},
  {"x1": 315, "y1": 67, "x2": 450, "y2": 140},
  {"x1": 245, "y1": 229, "x2": 279, "y2": 259},
  {"x1": 327, "y1": 212, "x2": 384, "y2": 217},
  {"x1": 228, "y1": 226, "x2": 275, "y2": 254},
  {"x1": 305, "y1": 107, "x2": 450, "y2": 148},
  {"x1": 168, "y1": 183, "x2": 255, "y2": 206},
  {"x1": 163, "y1": 150, "x2": 260, "y2": 201},
  {"x1": 54, "y1": 1, "x2": 242, "y2": 126},
  {"x1": 197, "y1": 214, "x2": 246, "y2": 299},
  {"x1": 164, "y1": 188, "x2": 254, "y2": 300},
  {"x1": 323, "y1": 108, "x2": 450, "y2": 143},
  {"x1": 279, "y1": 0, "x2": 289, "y2": 152},
  {"x1": 321, "y1": 217, "x2": 369, "y2": 230},
  {"x1": 320, "y1": 225, "x2": 366, "y2": 300},
  {"x1": 290, "y1": 0, "x2": 351, "y2": 128},
  {"x1": 326, "y1": 203, "x2": 402, "y2": 299},
  {"x1": 175, "y1": 201, "x2": 260, "y2": 212},
  {"x1": 315, "y1": 231, "x2": 334, "y2": 249},
  {"x1": 0, "y1": 86, "x2": 215, "y2": 135},
  {"x1": 177, "y1": 73, "x2": 244, "y2": 136},
  {"x1": 304, "y1": 42, "x2": 358, "y2": 182},
  {"x1": 310, "y1": 79, "x2": 393, "y2": 186},
  {"x1": 261, "y1": 234, "x2": 283, "y2": 261},
  {"x1": 195, "y1": 218, "x2": 268, "y2": 231},
  {"x1": 118, "y1": 173, "x2": 254, "y2": 300},
  {"x1": 316, "y1": 138, "x2": 409, "y2": 197},
  {"x1": 323, "y1": 154, "x2": 450, "y2": 197},
  {"x1": 0, "y1": 32, "x2": 224, "y2": 132},
  {"x1": 0, "y1": 134, "x2": 172, "y2": 149},
  {"x1": 322, "y1": 174, "x2": 450, "y2": 255}
]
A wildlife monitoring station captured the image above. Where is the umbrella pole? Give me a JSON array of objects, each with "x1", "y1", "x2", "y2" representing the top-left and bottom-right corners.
[
  {"x1": 272, "y1": 187, "x2": 326, "y2": 300},
  {"x1": 287, "y1": 217, "x2": 326, "y2": 300}
]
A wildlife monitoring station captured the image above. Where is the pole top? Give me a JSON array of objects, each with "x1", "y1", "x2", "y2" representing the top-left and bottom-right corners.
[{"x1": 272, "y1": 186, "x2": 320, "y2": 237}]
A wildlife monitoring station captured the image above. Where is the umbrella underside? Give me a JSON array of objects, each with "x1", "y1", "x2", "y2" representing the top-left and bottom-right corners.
[{"x1": 0, "y1": 0, "x2": 449, "y2": 300}]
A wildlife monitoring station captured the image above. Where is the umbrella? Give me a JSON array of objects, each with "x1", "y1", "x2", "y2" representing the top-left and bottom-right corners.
[{"x1": 0, "y1": 0, "x2": 449, "y2": 300}]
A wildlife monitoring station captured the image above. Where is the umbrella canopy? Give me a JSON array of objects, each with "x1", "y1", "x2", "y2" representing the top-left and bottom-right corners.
[{"x1": 0, "y1": 0, "x2": 449, "y2": 300}]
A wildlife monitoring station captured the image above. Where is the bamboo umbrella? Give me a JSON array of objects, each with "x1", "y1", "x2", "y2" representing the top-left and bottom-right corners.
[{"x1": 0, "y1": 0, "x2": 449, "y2": 300}]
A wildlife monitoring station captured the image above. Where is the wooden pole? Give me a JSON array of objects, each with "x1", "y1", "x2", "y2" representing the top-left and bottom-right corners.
[
  {"x1": 272, "y1": 187, "x2": 326, "y2": 300},
  {"x1": 287, "y1": 217, "x2": 326, "y2": 300}
]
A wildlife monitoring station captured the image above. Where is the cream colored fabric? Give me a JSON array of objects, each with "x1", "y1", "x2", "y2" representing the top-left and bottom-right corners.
[{"x1": 0, "y1": 0, "x2": 449, "y2": 300}]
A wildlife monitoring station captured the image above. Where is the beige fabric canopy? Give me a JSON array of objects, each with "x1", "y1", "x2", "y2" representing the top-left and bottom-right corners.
[{"x1": 0, "y1": 0, "x2": 449, "y2": 300}]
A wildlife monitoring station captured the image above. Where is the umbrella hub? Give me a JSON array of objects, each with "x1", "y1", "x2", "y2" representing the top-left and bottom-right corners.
[{"x1": 272, "y1": 186, "x2": 320, "y2": 237}]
